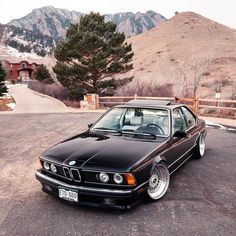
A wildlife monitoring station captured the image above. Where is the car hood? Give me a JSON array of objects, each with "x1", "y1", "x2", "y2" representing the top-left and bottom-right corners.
[{"x1": 41, "y1": 131, "x2": 167, "y2": 171}]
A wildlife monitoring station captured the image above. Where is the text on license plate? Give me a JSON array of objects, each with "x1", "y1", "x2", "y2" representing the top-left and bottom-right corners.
[{"x1": 58, "y1": 187, "x2": 78, "y2": 202}]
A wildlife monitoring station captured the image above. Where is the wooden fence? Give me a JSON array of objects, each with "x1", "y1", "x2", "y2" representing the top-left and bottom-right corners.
[{"x1": 98, "y1": 95, "x2": 236, "y2": 115}]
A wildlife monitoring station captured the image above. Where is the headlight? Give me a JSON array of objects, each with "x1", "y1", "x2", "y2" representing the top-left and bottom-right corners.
[
  {"x1": 99, "y1": 172, "x2": 109, "y2": 183},
  {"x1": 50, "y1": 163, "x2": 57, "y2": 173},
  {"x1": 113, "y1": 173, "x2": 123, "y2": 184},
  {"x1": 43, "y1": 161, "x2": 50, "y2": 170}
]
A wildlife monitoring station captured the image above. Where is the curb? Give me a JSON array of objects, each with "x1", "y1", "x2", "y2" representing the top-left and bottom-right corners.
[{"x1": 201, "y1": 116, "x2": 236, "y2": 128}]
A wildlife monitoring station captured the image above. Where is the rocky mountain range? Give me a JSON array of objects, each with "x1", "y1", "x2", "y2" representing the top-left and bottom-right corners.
[
  {"x1": 9, "y1": 6, "x2": 166, "y2": 38},
  {"x1": 0, "y1": 23, "x2": 55, "y2": 56},
  {"x1": 0, "y1": 6, "x2": 166, "y2": 56}
]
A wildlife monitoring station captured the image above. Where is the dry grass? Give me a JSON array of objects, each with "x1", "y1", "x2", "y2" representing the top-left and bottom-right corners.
[
  {"x1": 116, "y1": 80, "x2": 173, "y2": 97},
  {"x1": 0, "y1": 97, "x2": 15, "y2": 111},
  {"x1": 200, "y1": 108, "x2": 236, "y2": 119}
]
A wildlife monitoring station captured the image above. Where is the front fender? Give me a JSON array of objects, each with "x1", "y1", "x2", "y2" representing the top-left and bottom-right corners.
[
  {"x1": 150, "y1": 155, "x2": 167, "y2": 174},
  {"x1": 133, "y1": 155, "x2": 167, "y2": 186}
]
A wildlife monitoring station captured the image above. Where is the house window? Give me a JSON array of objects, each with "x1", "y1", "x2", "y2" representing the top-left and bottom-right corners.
[{"x1": 22, "y1": 63, "x2": 26, "y2": 68}]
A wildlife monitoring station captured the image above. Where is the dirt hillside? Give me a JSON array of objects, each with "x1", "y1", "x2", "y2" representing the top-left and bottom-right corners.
[{"x1": 125, "y1": 12, "x2": 236, "y2": 98}]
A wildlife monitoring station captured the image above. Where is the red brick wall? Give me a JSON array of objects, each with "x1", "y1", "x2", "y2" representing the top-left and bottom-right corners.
[{"x1": 9, "y1": 61, "x2": 41, "y2": 80}]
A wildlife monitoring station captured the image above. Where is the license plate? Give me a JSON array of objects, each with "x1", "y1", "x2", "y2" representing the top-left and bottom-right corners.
[{"x1": 58, "y1": 187, "x2": 78, "y2": 202}]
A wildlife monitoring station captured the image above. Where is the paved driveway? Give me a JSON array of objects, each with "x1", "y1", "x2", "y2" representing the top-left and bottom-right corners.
[
  {"x1": 7, "y1": 84, "x2": 72, "y2": 113},
  {"x1": 0, "y1": 113, "x2": 235, "y2": 236}
]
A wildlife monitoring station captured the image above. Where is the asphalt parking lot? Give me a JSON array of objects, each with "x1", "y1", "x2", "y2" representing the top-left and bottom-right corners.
[{"x1": 0, "y1": 113, "x2": 235, "y2": 236}]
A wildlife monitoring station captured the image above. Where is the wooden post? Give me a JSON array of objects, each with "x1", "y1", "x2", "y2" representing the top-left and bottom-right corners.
[
  {"x1": 194, "y1": 97, "x2": 199, "y2": 114},
  {"x1": 96, "y1": 94, "x2": 100, "y2": 109},
  {"x1": 175, "y1": 96, "x2": 180, "y2": 103}
]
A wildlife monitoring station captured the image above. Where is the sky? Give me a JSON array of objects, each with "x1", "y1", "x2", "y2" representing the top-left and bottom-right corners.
[{"x1": 0, "y1": 0, "x2": 236, "y2": 29}]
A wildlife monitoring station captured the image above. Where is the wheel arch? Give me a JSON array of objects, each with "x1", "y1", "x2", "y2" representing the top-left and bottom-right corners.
[
  {"x1": 150, "y1": 155, "x2": 168, "y2": 175},
  {"x1": 194, "y1": 129, "x2": 207, "y2": 146},
  {"x1": 132, "y1": 154, "x2": 168, "y2": 186}
]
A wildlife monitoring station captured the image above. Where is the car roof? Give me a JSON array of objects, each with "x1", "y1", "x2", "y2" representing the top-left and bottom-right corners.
[{"x1": 116, "y1": 99, "x2": 182, "y2": 109}]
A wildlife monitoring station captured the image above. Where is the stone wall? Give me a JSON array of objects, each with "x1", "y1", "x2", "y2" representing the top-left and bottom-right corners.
[{"x1": 80, "y1": 94, "x2": 99, "y2": 110}]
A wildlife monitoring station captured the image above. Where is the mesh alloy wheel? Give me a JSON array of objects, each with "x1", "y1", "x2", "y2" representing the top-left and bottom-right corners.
[{"x1": 147, "y1": 163, "x2": 170, "y2": 200}]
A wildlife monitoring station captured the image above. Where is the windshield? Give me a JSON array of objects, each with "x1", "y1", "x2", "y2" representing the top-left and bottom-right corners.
[{"x1": 92, "y1": 107, "x2": 170, "y2": 137}]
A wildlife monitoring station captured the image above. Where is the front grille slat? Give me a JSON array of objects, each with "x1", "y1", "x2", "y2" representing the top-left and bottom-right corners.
[
  {"x1": 55, "y1": 165, "x2": 65, "y2": 176},
  {"x1": 63, "y1": 167, "x2": 72, "y2": 180},
  {"x1": 62, "y1": 166, "x2": 81, "y2": 182},
  {"x1": 70, "y1": 168, "x2": 81, "y2": 182}
]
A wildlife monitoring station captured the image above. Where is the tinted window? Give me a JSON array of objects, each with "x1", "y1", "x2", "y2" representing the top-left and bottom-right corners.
[
  {"x1": 93, "y1": 107, "x2": 124, "y2": 130},
  {"x1": 172, "y1": 108, "x2": 187, "y2": 134},
  {"x1": 123, "y1": 108, "x2": 170, "y2": 135},
  {"x1": 92, "y1": 107, "x2": 170, "y2": 136},
  {"x1": 181, "y1": 107, "x2": 196, "y2": 127}
]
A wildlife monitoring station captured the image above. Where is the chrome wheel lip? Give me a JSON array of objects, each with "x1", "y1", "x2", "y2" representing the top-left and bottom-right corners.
[
  {"x1": 147, "y1": 163, "x2": 170, "y2": 200},
  {"x1": 199, "y1": 134, "x2": 205, "y2": 156}
]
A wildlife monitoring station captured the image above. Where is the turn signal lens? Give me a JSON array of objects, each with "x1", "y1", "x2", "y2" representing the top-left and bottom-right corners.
[{"x1": 125, "y1": 173, "x2": 136, "y2": 186}]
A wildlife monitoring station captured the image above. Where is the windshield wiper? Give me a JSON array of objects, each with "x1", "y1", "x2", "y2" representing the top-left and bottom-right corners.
[
  {"x1": 93, "y1": 128, "x2": 156, "y2": 139},
  {"x1": 93, "y1": 127, "x2": 122, "y2": 134},
  {"x1": 122, "y1": 130, "x2": 157, "y2": 139}
]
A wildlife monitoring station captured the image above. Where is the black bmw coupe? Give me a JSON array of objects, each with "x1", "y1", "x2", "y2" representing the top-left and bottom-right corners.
[{"x1": 36, "y1": 100, "x2": 207, "y2": 209}]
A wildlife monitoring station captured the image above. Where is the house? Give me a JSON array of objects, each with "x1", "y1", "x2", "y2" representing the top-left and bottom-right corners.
[{"x1": 3, "y1": 60, "x2": 42, "y2": 82}]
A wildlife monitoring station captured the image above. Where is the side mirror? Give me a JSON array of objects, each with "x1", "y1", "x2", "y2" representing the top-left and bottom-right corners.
[
  {"x1": 173, "y1": 130, "x2": 187, "y2": 138},
  {"x1": 88, "y1": 123, "x2": 93, "y2": 129}
]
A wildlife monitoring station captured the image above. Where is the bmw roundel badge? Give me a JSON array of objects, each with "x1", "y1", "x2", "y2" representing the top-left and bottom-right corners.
[{"x1": 69, "y1": 160, "x2": 76, "y2": 166}]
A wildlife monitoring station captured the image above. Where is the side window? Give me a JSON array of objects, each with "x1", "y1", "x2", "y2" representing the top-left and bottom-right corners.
[
  {"x1": 172, "y1": 108, "x2": 187, "y2": 134},
  {"x1": 181, "y1": 107, "x2": 196, "y2": 128},
  {"x1": 123, "y1": 109, "x2": 135, "y2": 125}
]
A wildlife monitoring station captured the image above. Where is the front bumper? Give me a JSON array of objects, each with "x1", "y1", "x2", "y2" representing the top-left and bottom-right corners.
[{"x1": 35, "y1": 170, "x2": 147, "y2": 209}]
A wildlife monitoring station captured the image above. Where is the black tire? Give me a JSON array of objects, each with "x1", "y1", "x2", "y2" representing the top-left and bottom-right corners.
[{"x1": 146, "y1": 162, "x2": 170, "y2": 201}]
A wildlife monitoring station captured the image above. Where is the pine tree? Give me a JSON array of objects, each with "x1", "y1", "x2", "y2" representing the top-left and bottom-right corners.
[
  {"x1": 0, "y1": 62, "x2": 8, "y2": 96},
  {"x1": 53, "y1": 12, "x2": 133, "y2": 97},
  {"x1": 35, "y1": 65, "x2": 53, "y2": 84}
]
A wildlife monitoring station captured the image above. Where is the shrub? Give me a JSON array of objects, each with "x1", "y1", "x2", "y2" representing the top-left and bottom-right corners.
[
  {"x1": 220, "y1": 78, "x2": 231, "y2": 87},
  {"x1": 202, "y1": 71, "x2": 210, "y2": 76},
  {"x1": 62, "y1": 100, "x2": 80, "y2": 108},
  {"x1": 28, "y1": 81, "x2": 69, "y2": 100},
  {"x1": 0, "y1": 62, "x2": 8, "y2": 96},
  {"x1": 116, "y1": 80, "x2": 174, "y2": 97},
  {"x1": 35, "y1": 65, "x2": 53, "y2": 84}
]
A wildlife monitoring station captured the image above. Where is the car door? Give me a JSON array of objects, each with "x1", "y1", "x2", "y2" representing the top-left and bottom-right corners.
[
  {"x1": 163, "y1": 107, "x2": 192, "y2": 173},
  {"x1": 180, "y1": 106, "x2": 199, "y2": 150}
]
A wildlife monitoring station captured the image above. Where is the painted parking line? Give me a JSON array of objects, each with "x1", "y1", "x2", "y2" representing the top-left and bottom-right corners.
[
  {"x1": 226, "y1": 127, "x2": 236, "y2": 131},
  {"x1": 205, "y1": 120, "x2": 226, "y2": 129}
]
